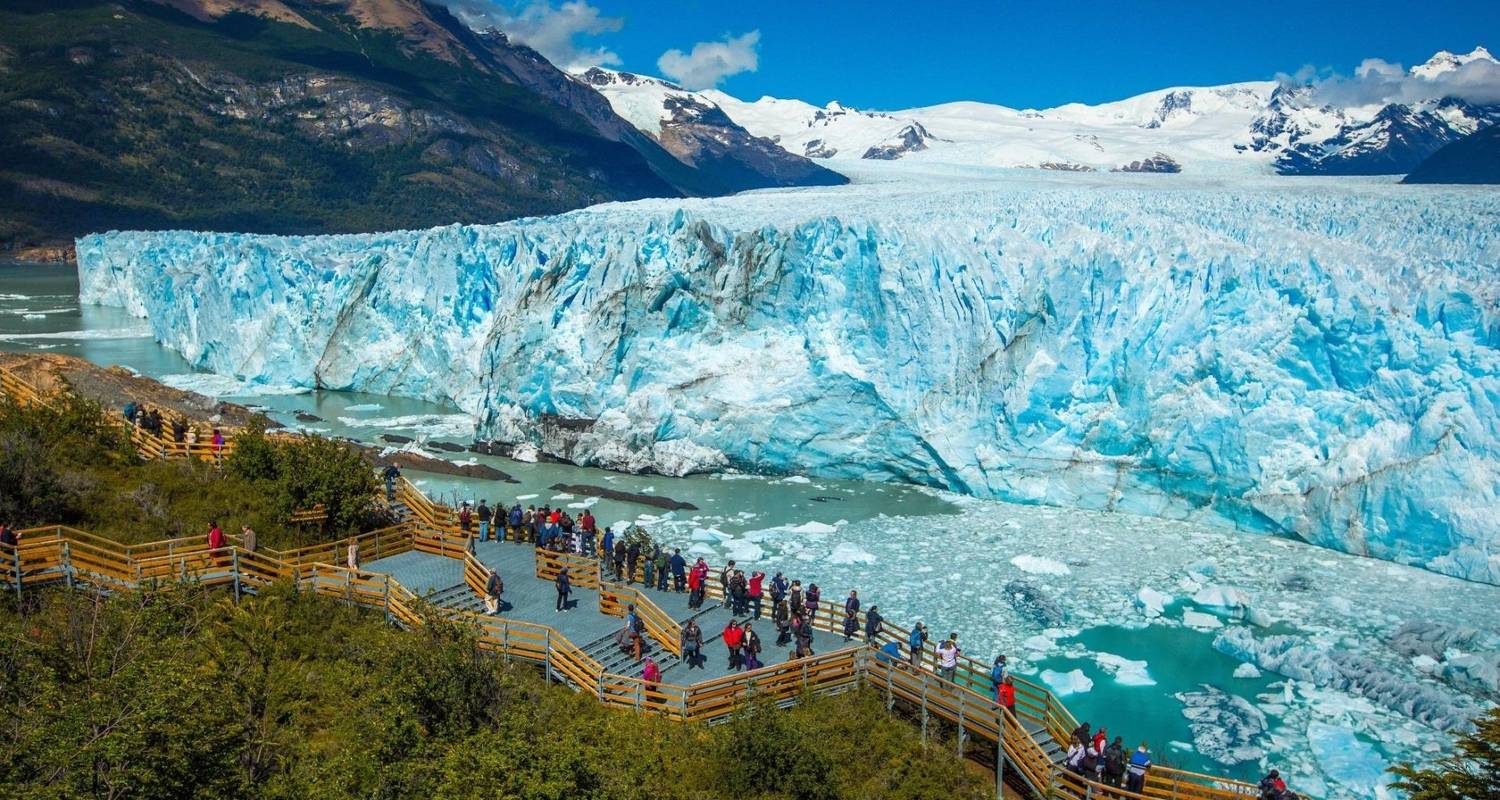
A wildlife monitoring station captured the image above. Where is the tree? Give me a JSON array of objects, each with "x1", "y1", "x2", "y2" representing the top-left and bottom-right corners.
[{"x1": 1391, "y1": 708, "x2": 1500, "y2": 800}]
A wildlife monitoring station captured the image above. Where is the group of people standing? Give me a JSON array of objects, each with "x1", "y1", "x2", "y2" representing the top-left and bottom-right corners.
[
  {"x1": 1064, "y1": 723, "x2": 1152, "y2": 792},
  {"x1": 123, "y1": 401, "x2": 224, "y2": 460}
]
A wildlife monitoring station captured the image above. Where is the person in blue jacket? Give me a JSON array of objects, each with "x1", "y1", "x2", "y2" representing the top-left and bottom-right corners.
[
  {"x1": 1126, "y1": 742, "x2": 1153, "y2": 793},
  {"x1": 555, "y1": 567, "x2": 571, "y2": 612},
  {"x1": 908, "y1": 621, "x2": 928, "y2": 669},
  {"x1": 669, "y1": 548, "x2": 687, "y2": 592}
]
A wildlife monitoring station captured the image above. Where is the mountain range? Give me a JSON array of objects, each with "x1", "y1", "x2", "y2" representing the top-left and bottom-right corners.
[
  {"x1": 1, "y1": 2, "x2": 1492, "y2": 254},
  {"x1": 587, "y1": 47, "x2": 1499, "y2": 178}
]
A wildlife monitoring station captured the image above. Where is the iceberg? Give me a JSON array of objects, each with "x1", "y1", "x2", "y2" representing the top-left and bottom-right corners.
[
  {"x1": 1041, "y1": 668, "x2": 1094, "y2": 696},
  {"x1": 75, "y1": 175, "x2": 1500, "y2": 583}
]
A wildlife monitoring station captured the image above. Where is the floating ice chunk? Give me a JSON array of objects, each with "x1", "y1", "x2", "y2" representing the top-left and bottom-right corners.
[
  {"x1": 1040, "y1": 668, "x2": 1094, "y2": 696},
  {"x1": 567, "y1": 498, "x2": 599, "y2": 509},
  {"x1": 785, "y1": 521, "x2": 838, "y2": 535},
  {"x1": 164, "y1": 373, "x2": 311, "y2": 397},
  {"x1": 22, "y1": 313, "x2": 44, "y2": 320},
  {"x1": 1308, "y1": 722, "x2": 1392, "y2": 797},
  {"x1": 828, "y1": 542, "x2": 877, "y2": 565},
  {"x1": 1193, "y1": 585, "x2": 1251, "y2": 609},
  {"x1": 337, "y1": 412, "x2": 474, "y2": 437},
  {"x1": 779, "y1": 475, "x2": 812, "y2": 484},
  {"x1": 687, "y1": 543, "x2": 717, "y2": 556},
  {"x1": 1185, "y1": 559, "x2": 1218, "y2": 577},
  {"x1": 691, "y1": 528, "x2": 733, "y2": 543},
  {"x1": 511, "y1": 443, "x2": 539, "y2": 462},
  {"x1": 1182, "y1": 610, "x2": 1223, "y2": 630},
  {"x1": 343, "y1": 403, "x2": 384, "y2": 412},
  {"x1": 515, "y1": 493, "x2": 538, "y2": 500},
  {"x1": 1023, "y1": 635, "x2": 1057, "y2": 652},
  {"x1": 1095, "y1": 653, "x2": 1156, "y2": 686},
  {"x1": 722, "y1": 539, "x2": 766, "y2": 562},
  {"x1": 551, "y1": 493, "x2": 576, "y2": 500},
  {"x1": 1010, "y1": 555, "x2": 1071, "y2": 576},
  {"x1": 1176, "y1": 685, "x2": 1267, "y2": 765},
  {"x1": 1327, "y1": 596, "x2": 1353, "y2": 615},
  {"x1": 1233, "y1": 663, "x2": 1262, "y2": 679},
  {"x1": 1136, "y1": 587, "x2": 1172, "y2": 617}
]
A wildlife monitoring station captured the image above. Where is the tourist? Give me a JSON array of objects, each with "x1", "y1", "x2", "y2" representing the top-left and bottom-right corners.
[
  {"x1": 864, "y1": 604, "x2": 882, "y2": 643},
  {"x1": 908, "y1": 622, "x2": 928, "y2": 669},
  {"x1": 123, "y1": 400, "x2": 138, "y2": 426},
  {"x1": 670, "y1": 548, "x2": 687, "y2": 592},
  {"x1": 748, "y1": 570, "x2": 764, "y2": 619},
  {"x1": 458, "y1": 502, "x2": 472, "y2": 535},
  {"x1": 718, "y1": 560, "x2": 736, "y2": 608},
  {"x1": 600, "y1": 526, "x2": 614, "y2": 560},
  {"x1": 1081, "y1": 733, "x2": 1100, "y2": 779},
  {"x1": 787, "y1": 580, "x2": 803, "y2": 619},
  {"x1": 773, "y1": 598, "x2": 792, "y2": 646},
  {"x1": 184, "y1": 426, "x2": 198, "y2": 454},
  {"x1": 681, "y1": 618, "x2": 704, "y2": 669},
  {"x1": 1093, "y1": 728, "x2": 1108, "y2": 782},
  {"x1": 1125, "y1": 742, "x2": 1153, "y2": 793},
  {"x1": 239, "y1": 524, "x2": 256, "y2": 554},
  {"x1": 769, "y1": 571, "x2": 788, "y2": 606},
  {"x1": 476, "y1": 499, "x2": 492, "y2": 541},
  {"x1": 687, "y1": 564, "x2": 705, "y2": 609},
  {"x1": 722, "y1": 619, "x2": 743, "y2": 670},
  {"x1": 508, "y1": 503, "x2": 522, "y2": 542},
  {"x1": 627, "y1": 538, "x2": 642, "y2": 584},
  {"x1": 998, "y1": 676, "x2": 1017, "y2": 716},
  {"x1": 346, "y1": 538, "x2": 359, "y2": 571},
  {"x1": 0, "y1": 521, "x2": 18, "y2": 554},
  {"x1": 612, "y1": 538, "x2": 626, "y2": 581},
  {"x1": 804, "y1": 583, "x2": 821, "y2": 626},
  {"x1": 990, "y1": 655, "x2": 1008, "y2": 700},
  {"x1": 522, "y1": 506, "x2": 535, "y2": 543},
  {"x1": 1259, "y1": 769, "x2": 1287, "y2": 799},
  {"x1": 793, "y1": 614, "x2": 815, "y2": 658},
  {"x1": 842, "y1": 590, "x2": 860, "y2": 640},
  {"x1": 728, "y1": 569, "x2": 748, "y2": 615},
  {"x1": 742, "y1": 623, "x2": 762, "y2": 670},
  {"x1": 171, "y1": 416, "x2": 186, "y2": 444},
  {"x1": 642, "y1": 656, "x2": 660, "y2": 696},
  {"x1": 211, "y1": 429, "x2": 225, "y2": 465},
  {"x1": 1103, "y1": 737, "x2": 1126, "y2": 788},
  {"x1": 580, "y1": 509, "x2": 596, "y2": 537},
  {"x1": 207, "y1": 521, "x2": 226, "y2": 566},
  {"x1": 936, "y1": 633, "x2": 960, "y2": 682},
  {"x1": 381, "y1": 463, "x2": 402, "y2": 499},
  {"x1": 654, "y1": 548, "x2": 670, "y2": 591},
  {"x1": 485, "y1": 568, "x2": 504, "y2": 615},
  {"x1": 877, "y1": 640, "x2": 902, "y2": 665},
  {"x1": 1066, "y1": 738, "x2": 1086, "y2": 775},
  {"x1": 643, "y1": 544, "x2": 658, "y2": 588},
  {"x1": 555, "y1": 567, "x2": 572, "y2": 612},
  {"x1": 1071, "y1": 722, "x2": 1091, "y2": 747}
]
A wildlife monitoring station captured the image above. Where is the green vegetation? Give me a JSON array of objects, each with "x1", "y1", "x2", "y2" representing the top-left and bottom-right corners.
[
  {"x1": 0, "y1": 0, "x2": 673, "y2": 248},
  {"x1": 0, "y1": 394, "x2": 379, "y2": 548},
  {"x1": 0, "y1": 585, "x2": 992, "y2": 799},
  {"x1": 1390, "y1": 708, "x2": 1500, "y2": 799}
]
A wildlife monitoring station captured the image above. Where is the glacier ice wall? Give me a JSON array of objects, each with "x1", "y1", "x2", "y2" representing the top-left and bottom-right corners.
[{"x1": 76, "y1": 176, "x2": 1500, "y2": 583}]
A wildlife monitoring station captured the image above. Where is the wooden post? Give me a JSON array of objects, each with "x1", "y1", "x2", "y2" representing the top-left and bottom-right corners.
[
  {"x1": 383, "y1": 575, "x2": 393, "y2": 624},
  {"x1": 62, "y1": 540, "x2": 73, "y2": 590},
  {"x1": 995, "y1": 707, "x2": 1006, "y2": 800},
  {"x1": 634, "y1": 679, "x2": 642, "y2": 711},
  {"x1": 232, "y1": 549, "x2": 241, "y2": 601},
  {"x1": 544, "y1": 628, "x2": 553, "y2": 683},
  {"x1": 920, "y1": 670, "x2": 930, "y2": 745},
  {"x1": 11, "y1": 542, "x2": 21, "y2": 602},
  {"x1": 958, "y1": 688, "x2": 967, "y2": 757}
]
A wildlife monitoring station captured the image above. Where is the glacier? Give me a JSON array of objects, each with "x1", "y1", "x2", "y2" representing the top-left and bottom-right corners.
[{"x1": 75, "y1": 172, "x2": 1500, "y2": 583}]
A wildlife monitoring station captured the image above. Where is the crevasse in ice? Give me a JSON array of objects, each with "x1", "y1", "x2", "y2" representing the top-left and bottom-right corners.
[{"x1": 75, "y1": 175, "x2": 1500, "y2": 583}]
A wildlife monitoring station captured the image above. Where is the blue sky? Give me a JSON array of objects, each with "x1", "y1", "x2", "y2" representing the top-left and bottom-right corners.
[{"x1": 456, "y1": 1, "x2": 1500, "y2": 109}]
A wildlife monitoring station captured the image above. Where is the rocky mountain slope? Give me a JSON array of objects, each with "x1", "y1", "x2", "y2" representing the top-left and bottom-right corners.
[
  {"x1": 1402, "y1": 118, "x2": 1500, "y2": 183},
  {"x1": 0, "y1": 0, "x2": 838, "y2": 252}
]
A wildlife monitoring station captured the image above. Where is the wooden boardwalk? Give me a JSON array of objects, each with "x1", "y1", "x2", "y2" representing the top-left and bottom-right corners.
[{"x1": 0, "y1": 364, "x2": 1261, "y2": 800}]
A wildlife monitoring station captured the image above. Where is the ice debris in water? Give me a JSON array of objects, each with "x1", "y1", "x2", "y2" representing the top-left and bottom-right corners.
[
  {"x1": 76, "y1": 177, "x2": 1500, "y2": 584},
  {"x1": 1094, "y1": 653, "x2": 1156, "y2": 686},
  {"x1": 1041, "y1": 668, "x2": 1094, "y2": 696},
  {"x1": 1135, "y1": 587, "x2": 1172, "y2": 617},
  {"x1": 828, "y1": 542, "x2": 877, "y2": 565},
  {"x1": 1307, "y1": 722, "x2": 1394, "y2": 797},
  {"x1": 1233, "y1": 663, "x2": 1263, "y2": 679},
  {"x1": 1175, "y1": 685, "x2": 1268, "y2": 766},
  {"x1": 1011, "y1": 555, "x2": 1071, "y2": 576}
]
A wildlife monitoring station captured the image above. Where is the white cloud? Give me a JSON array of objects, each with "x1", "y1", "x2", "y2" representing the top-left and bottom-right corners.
[
  {"x1": 1303, "y1": 47, "x2": 1500, "y2": 107},
  {"x1": 447, "y1": 1, "x2": 624, "y2": 70},
  {"x1": 657, "y1": 30, "x2": 760, "y2": 90}
]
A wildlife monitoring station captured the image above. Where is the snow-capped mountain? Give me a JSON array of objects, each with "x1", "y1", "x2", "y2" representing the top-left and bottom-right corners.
[
  {"x1": 590, "y1": 47, "x2": 1496, "y2": 176},
  {"x1": 576, "y1": 67, "x2": 845, "y2": 191}
]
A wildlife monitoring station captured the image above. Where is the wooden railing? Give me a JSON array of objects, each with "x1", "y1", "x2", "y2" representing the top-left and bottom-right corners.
[
  {"x1": 598, "y1": 581, "x2": 683, "y2": 658},
  {"x1": 0, "y1": 453, "x2": 1259, "y2": 799}
]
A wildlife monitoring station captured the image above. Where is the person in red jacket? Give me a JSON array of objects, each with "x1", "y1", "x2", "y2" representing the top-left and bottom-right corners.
[
  {"x1": 722, "y1": 620, "x2": 744, "y2": 671},
  {"x1": 998, "y1": 676, "x2": 1017, "y2": 715},
  {"x1": 207, "y1": 521, "x2": 227, "y2": 567},
  {"x1": 748, "y1": 571, "x2": 765, "y2": 619},
  {"x1": 642, "y1": 656, "x2": 661, "y2": 695}
]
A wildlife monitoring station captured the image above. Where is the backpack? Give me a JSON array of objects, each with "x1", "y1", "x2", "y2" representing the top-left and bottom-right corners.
[{"x1": 1106, "y1": 747, "x2": 1125, "y2": 774}]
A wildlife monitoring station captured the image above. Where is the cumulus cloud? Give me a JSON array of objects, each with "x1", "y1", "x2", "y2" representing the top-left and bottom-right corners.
[
  {"x1": 1300, "y1": 47, "x2": 1500, "y2": 107},
  {"x1": 657, "y1": 30, "x2": 760, "y2": 90},
  {"x1": 446, "y1": 1, "x2": 623, "y2": 70}
]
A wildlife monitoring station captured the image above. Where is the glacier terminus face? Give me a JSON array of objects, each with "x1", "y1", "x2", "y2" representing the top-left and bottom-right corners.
[{"x1": 76, "y1": 171, "x2": 1500, "y2": 584}]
